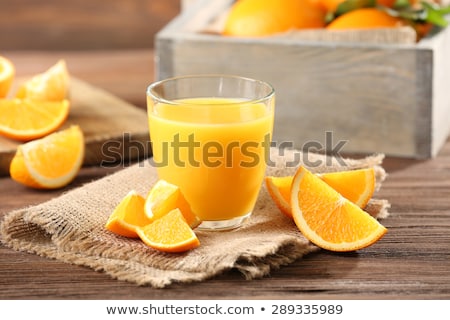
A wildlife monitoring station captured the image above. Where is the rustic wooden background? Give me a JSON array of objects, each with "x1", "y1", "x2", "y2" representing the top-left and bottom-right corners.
[{"x1": 0, "y1": 0, "x2": 181, "y2": 50}]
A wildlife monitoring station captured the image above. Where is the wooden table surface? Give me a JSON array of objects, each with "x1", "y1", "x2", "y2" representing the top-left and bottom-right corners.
[{"x1": 1, "y1": 50, "x2": 449, "y2": 300}]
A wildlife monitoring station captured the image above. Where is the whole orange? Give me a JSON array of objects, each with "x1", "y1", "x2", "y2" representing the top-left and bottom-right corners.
[
  {"x1": 327, "y1": 8, "x2": 403, "y2": 30},
  {"x1": 223, "y1": 0, "x2": 326, "y2": 37}
]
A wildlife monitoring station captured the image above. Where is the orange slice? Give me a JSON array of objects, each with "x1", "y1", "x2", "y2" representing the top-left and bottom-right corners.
[
  {"x1": 265, "y1": 176, "x2": 292, "y2": 218},
  {"x1": 0, "y1": 98, "x2": 70, "y2": 141},
  {"x1": 290, "y1": 166, "x2": 387, "y2": 252},
  {"x1": 0, "y1": 56, "x2": 15, "y2": 98},
  {"x1": 9, "y1": 125, "x2": 84, "y2": 189},
  {"x1": 105, "y1": 190, "x2": 151, "y2": 238},
  {"x1": 136, "y1": 208, "x2": 200, "y2": 253},
  {"x1": 265, "y1": 168, "x2": 375, "y2": 217},
  {"x1": 16, "y1": 59, "x2": 69, "y2": 101},
  {"x1": 144, "y1": 179, "x2": 201, "y2": 228},
  {"x1": 318, "y1": 168, "x2": 375, "y2": 208}
]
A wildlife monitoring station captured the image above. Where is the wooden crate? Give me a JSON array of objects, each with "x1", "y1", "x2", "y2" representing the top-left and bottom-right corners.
[{"x1": 155, "y1": 0, "x2": 450, "y2": 159}]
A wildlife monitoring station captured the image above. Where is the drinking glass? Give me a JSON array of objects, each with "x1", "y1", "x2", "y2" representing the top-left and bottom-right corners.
[{"x1": 147, "y1": 75, "x2": 275, "y2": 230}]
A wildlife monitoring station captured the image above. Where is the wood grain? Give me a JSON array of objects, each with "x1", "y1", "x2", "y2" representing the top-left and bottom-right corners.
[
  {"x1": 1, "y1": 50, "x2": 449, "y2": 300},
  {"x1": 0, "y1": 0, "x2": 180, "y2": 50}
]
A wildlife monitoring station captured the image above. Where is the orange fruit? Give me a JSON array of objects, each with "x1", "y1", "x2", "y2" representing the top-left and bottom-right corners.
[
  {"x1": 290, "y1": 166, "x2": 387, "y2": 252},
  {"x1": 0, "y1": 56, "x2": 15, "y2": 98},
  {"x1": 9, "y1": 125, "x2": 84, "y2": 189},
  {"x1": 0, "y1": 98, "x2": 70, "y2": 141},
  {"x1": 145, "y1": 179, "x2": 201, "y2": 228},
  {"x1": 223, "y1": 0, "x2": 326, "y2": 37},
  {"x1": 136, "y1": 208, "x2": 200, "y2": 253},
  {"x1": 317, "y1": 168, "x2": 375, "y2": 208},
  {"x1": 326, "y1": 8, "x2": 403, "y2": 30},
  {"x1": 265, "y1": 168, "x2": 376, "y2": 218},
  {"x1": 265, "y1": 176, "x2": 293, "y2": 218},
  {"x1": 16, "y1": 59, "x2": 69, "y2": 101},
  {"x1": 105, "y1": 190, "x2": 151, "y2": 238}
]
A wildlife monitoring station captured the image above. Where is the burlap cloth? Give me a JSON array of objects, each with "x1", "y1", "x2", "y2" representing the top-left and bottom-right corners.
[{"x1": 0, "y1": 149, "x2": 390, "y2": 288}]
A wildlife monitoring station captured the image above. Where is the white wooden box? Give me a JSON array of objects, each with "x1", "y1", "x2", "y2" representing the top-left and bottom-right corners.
[{"x1": 155, "y1": 0, "x2": 450, "y2": 158}]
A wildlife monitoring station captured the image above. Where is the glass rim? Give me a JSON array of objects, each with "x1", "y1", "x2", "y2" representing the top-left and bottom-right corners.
[{"x1": 146, "y1": 74, "x2": 275, "y2": 106}]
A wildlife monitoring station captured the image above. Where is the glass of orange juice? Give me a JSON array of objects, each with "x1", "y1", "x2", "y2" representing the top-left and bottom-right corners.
[{"x1": 147, "y1": 75, "x2": 275, "y2": 230}]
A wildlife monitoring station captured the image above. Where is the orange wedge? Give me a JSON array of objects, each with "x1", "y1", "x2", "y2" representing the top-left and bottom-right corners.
[
  {"x1": 16, "y1": 59, "x2": 69, "y2": 101},
  {"x1": 0, "y1": 98, "x2": 69, "y2": 141},
  {"x1": 0, "y1": 56, "x2": 14, "y2": 98},
  {"x1": 265, "y1": 168, "x2": 375, "y2": 218},
  {"x1": 9, "y1": 125, "x2": 84, "y2": 189},
  {"x1": 318, "y1": 168, "x2": 375, "y2": 208},
  {"x1": 265, "y1": 176, "x2": 292, "y2": 218},
  {"x1": 105, "y1": 190, "x2": 151, "y2": 238},
  {"x1": 290, "y1": 166, "x2": 387, "y2": 252},
  {"x1": 136, "y1": 208, "x2": 200, "y2": 253},
  {"x1": 144, "y1": 179, "x2": 201, "y2": 228}
]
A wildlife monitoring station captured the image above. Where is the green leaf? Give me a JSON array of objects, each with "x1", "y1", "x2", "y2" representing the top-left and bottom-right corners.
[
  {"x1": 378, "y1": 2, "x2": 448, "y2": 27},
  {"x1": 335, "y1": 0, "x2": 376, "y2": 16},
  {"x1": 421, "y1": 1, "x2": 449, "y2": 27},
  {"x1": 378, "y1": 5, "x2": 426, "y2": 20},
  {"x1": 393, "y1": 0, "x2": 411, "y2": 9},
  {"x1": 424, "y1": 9, "x2": 448, "y2": 27},
  {"x1": 435, "y1": 5, "x2": 450, "y2": 15}
]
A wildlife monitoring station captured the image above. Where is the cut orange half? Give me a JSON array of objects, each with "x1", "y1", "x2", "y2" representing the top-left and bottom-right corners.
[
  {"x1": 16, "y1": 59, "x2": 69, "y2": 101},
  {"x1": 145, "y1": 179, "x2": 201, "y2": 228},
  {"x1": 105, "y1": 190, "x2": 151, "y2": 238},
  {"x1": 0, "y1": 56, "x2": 15, "y2": 98},
  {"x1": 0, "y1": 98, "x2": 70, "y2": 141},
  {"x1": 136, "y1": 208, "x2": 200, "y2": 253},
  {"x1": 290, "y1": 166, "x2": 387, "y2": 252},
  {"x1": 9, "y1": 125, "x2": 84, "y2": 189},
  {"x1": 265, "y1": 167, "x2": 376, "y2": 217}
]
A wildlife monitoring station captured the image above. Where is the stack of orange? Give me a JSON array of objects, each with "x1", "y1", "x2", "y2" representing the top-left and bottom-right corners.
[
  {"x1": 265, "y1": 167, "x2": 387, "y2": 252},
  {"x1": 0, "y1": 58, "x2": 70, "y2": 142},
  {"x1": 1, "y1": 56, "x2": 85, "y2": 190},
  {"x1": 105, "y1": 180, "x2": 201, "y2": 253},
  {"x1": 222, "y1": 0, "x2": 441, "y2": 39}
]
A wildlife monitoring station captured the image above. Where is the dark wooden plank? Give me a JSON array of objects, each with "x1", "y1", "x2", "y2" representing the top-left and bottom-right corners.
[
  {"x1": 0, "y1": 0, "x2": 180, "y2": 50},
  {"x1": 0, "y1": 50, "x2": 449, "y2": 299}
]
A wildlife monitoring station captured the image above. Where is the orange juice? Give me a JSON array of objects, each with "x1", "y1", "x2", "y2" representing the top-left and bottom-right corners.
[{"x1": 148, "y1": 97, "x2": 274, "y2": 223}]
